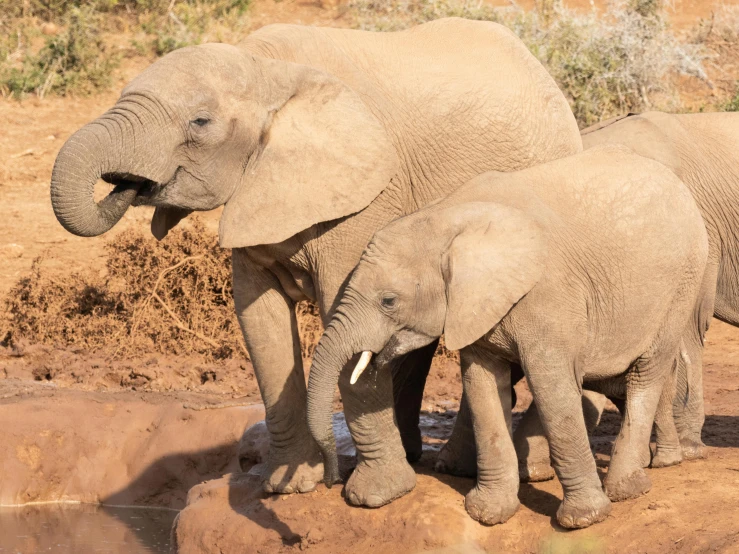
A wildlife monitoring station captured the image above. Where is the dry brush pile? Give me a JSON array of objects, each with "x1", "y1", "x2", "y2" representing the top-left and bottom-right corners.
[{"x1": 1, "y1": 220, "x2": 322, "y2": 361}]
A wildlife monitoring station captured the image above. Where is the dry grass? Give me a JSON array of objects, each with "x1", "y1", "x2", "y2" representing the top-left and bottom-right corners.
[{"x1": 0, "y1": 0, "x2": 253, "y2": 98}]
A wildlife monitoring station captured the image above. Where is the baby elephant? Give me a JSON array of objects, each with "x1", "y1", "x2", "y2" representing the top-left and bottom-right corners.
[{"x1": 306, "y1": 145, "x2": 708, "y2": 529}]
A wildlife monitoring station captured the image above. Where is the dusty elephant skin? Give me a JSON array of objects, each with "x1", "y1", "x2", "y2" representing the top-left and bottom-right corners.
[
  {"x1": 306, "y1": 146, "x2": 709, "y2": 529},
  {"x1": 49, "y1": 17, "x2": 582, "y2": 503},
  {"x1": 515, "y1": 111, "x2": 739, "y2": 482}
]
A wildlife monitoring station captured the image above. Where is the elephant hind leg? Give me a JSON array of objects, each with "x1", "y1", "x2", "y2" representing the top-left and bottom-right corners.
[
  {"x1": 392, "y1": 339, "x2": 437, "y2": 463},
  {"x1": 604, "y1": 351, "x2": 678, "y2": 502},
  {"x1": 523, "y1": 354, "x2": 611, "y2": 529},
  {"x1": 674, "y1": 257, "x2": 717, "y2": 459},
  {"x1": 651, "y1": 359, "x2": 683, "y2": 468}
]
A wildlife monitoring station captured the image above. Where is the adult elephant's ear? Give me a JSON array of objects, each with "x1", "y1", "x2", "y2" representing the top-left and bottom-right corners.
[
  {"x1": 442, "y1": 202, "x2": 547, "y2": 351},
  {"x1": 151, "y1": 207, "x2": 193, "y2": 240},
  {"x1": 219, "y1": 60, "x2": 399, "y2": 248}
]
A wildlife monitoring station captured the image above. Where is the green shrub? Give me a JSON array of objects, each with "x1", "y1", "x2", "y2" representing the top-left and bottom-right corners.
[
  {"x1": 725, "y1": 86, "x2": 739, "y2": 112},
  {"x1": 0, "y1": 6, "x2": 119, "y2": 98},
  {"x1": 0, "y1": 0, "x2": 250, "y2": 21}
]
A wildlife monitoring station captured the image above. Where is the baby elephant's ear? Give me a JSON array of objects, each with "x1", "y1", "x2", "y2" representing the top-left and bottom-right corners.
[{"x1": 442, "y1": 202, "x2": 546, "y2": 351}]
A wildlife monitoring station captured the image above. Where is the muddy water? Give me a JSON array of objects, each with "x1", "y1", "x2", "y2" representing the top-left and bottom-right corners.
[{"x1": 0, "y1": 504, "x2": 177, "y2": 553}]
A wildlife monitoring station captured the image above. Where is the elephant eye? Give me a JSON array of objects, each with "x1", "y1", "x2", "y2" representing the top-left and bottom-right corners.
[
  {"x1": 191, "y1": 117, "x2": 210, "y2": 127},
  {"x1": 381, "y1": 295, "x2": 397, "y2": 309}
]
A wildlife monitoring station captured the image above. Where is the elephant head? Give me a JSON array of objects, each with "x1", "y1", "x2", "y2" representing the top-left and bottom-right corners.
[
  {"x1": 306, "y1": 200, "x2": 547, "y2": 483},
  {"x1": 50, "y1": 43, "x2": 399, "y2": 244}
]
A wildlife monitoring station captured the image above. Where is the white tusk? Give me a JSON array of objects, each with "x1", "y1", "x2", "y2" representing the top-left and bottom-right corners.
[{"x1": 350, "y1": 351, "x2": 373, "y2": 385}]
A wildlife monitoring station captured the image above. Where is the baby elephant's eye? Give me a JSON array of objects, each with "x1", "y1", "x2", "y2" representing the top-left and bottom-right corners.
[
  {"x1": 381, "y1": 295, "x2": 397, "y2": 309},
  {"x1": 191, "y1": 118, "x2": 210, "y2": 127}
]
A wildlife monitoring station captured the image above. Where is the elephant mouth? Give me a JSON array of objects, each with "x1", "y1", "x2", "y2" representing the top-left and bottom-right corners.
[{"x1": 101, "y1": 173, "x2": 163, "y2": 206}]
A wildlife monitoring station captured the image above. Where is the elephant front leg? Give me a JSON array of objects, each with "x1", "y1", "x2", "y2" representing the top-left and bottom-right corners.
[
  {"x1": 233, "y1": 252, "x2": 323, "y2": 494},
  {"x1": 437, "y1": 363, "x2": 523, "y2": 477},
  {"x1": 435, "y1": 395, "x2": 478, "y2": 477},
  {"x1": 461, "y1": 347, "x2": 520, "y2": 525},
  {"x1": 512, "y1": 401, "x2": 555, "y2": 482},
  {"x1": 340, "y1": 358, "x2": 416, "y2": 508},
  {"x1": 392, "y1": 339, "x2": 437, "y2": 463}
]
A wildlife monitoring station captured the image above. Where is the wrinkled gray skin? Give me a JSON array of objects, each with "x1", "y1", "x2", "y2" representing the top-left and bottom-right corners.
[
  {"x1": 49, "y1": 18, "x2": 582, "y2": 502},
  {"x1": 308, "y1": 146, "x2": 708, "y2": 527},
  {"x1": 307, "y1": 145, "x2": 709, "y2": 529},
  {"x1": 511, "y1": 112, "x2": 738, "y2": 482}
]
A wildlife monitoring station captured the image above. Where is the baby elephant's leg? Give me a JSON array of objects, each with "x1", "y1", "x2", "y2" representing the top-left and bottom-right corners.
[
  {"x1": 524, "y1": 357, "x2": 611, "y2": 529},
  {"x1": 674, "y1": 258, "x2": 716, "y2": 459},
  {"x1": 603, "y1": 354, "x2": 674, "y2": 502},
  {"x1": 435, "y1": 395, "x2": 478, "y2": 477},
  {"x1": 650, "y1": 361, "x2": 682, "y2": 468},
  {"x1": 461, "y1": 347, "x2": 520, "y2": 526},
  {"x1": 513, "y1": 390, "x2": 607, "y2": 483}
]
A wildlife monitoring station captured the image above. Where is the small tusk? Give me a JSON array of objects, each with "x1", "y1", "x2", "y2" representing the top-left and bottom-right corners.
[{"x1": 350, "y1": 351, "x2": 373, "y2": 385}]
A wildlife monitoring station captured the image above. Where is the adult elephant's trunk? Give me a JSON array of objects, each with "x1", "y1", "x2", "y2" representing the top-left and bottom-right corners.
[
  {"x1": 50, "y1": 111, "x2": 158, "y2": 237},
  {"x1": 307, "y1": 315, "x2": 366, "y2": 487}
]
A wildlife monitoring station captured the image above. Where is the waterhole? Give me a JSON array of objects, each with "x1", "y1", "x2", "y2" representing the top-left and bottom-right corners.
[{"x1": 0, "y1": 504, "x2": 177, "y2": 553}]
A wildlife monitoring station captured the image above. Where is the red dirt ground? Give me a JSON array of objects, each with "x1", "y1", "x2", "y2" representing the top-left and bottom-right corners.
[{"x1": 2, "y1": 1, "x2": 739, "y2": 552}]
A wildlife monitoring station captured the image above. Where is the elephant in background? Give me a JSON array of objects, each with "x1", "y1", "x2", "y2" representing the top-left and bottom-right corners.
[
  {"x1": 306, "y1": 145, "x2": 709, "y2": 528},
  {"x1": 49, "y1": 18, "x2": 582, "y2": 506},
  {"x1": 514, "y1": 111, "x2": 739, "y2": 481}
]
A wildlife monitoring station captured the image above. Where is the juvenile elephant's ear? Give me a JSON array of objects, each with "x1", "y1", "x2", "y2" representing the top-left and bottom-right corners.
[
  {"x1": 219, "y1": 61, "x2": 399, "y2": 248},
  {"x1": 442, "y1": 202, "x2": 547, "y2": 351},
  {"x1": 151, "y1": 207, "x2": 193, "y2": 240}
]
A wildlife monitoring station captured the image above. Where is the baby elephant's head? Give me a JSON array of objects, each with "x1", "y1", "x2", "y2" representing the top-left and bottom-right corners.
[{"x1": 307, "y1": 201, "x2": 547, "y2": 484}]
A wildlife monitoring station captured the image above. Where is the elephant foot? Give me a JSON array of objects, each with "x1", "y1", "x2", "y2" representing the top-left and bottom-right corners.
[
  {"x1": 604, "y1": 469, "x2": 651, "y2": 502},
  {"x1": 345, "y1": 458, "x2": 416, "y2": 508},
  {"x1": 435, "y1": 440, "x2": 477, "y2": 477},
  {"x1": 262, "y1": 441, "x2": 325, "y2": 495},
  {"x1": 518, "y1": 461, "x2": 555, "y2": 483},
  {"x1": 650, "y1": 447, "x2": 682, "y2": 469},
  {"x1": 465, "y1": 484, "x2": 519, "y2": 526},
  {"x1": 680, "y1": 438, "x2": 707, "y2": 461},
  {"x1": 557, "y1": 490, "x2": 611, "y2": 529}
]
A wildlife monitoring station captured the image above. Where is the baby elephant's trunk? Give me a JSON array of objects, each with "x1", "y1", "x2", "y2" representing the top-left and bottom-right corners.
[{"x1": 306, "y1": 319, "x2": 361, "y2": 486}]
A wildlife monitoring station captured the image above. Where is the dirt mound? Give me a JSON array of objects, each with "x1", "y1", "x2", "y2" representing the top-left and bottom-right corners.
[
  {"x1": 0, "y1": 381, "x2": 264, "y2": 509},
  {"x1": 173, "y1": 451, "x2": 739, "y2": 554}
]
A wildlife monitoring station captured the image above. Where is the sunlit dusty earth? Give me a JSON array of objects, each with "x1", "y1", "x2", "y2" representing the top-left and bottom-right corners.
[{"x1": 2, "y1": 0, "x2": 739, "y2": 553}]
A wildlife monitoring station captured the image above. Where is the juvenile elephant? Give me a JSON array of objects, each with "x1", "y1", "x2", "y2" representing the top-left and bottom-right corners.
[
  {"x1": 514, "y1": 111, "x2": 739, "y2": 481},
  {"x1": 49, "y1": 18, "x2": 582, "y2": 504},
  {"x1": 306, "y1": 145, "x2": 708, "y2": 528}
]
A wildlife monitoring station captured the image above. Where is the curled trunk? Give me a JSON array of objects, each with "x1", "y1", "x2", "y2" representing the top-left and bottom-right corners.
[{"x1": 50, "y1": 120, "x2": 142, "y2": 237}]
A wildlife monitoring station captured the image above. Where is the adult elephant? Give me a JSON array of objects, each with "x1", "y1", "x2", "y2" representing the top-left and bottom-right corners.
[
  {"x1": 49, "y1": 18, "x2": 582, "y2": 505},
  {"x1": 514, "y1": 111, "x2": 739, "y2": 481}
]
